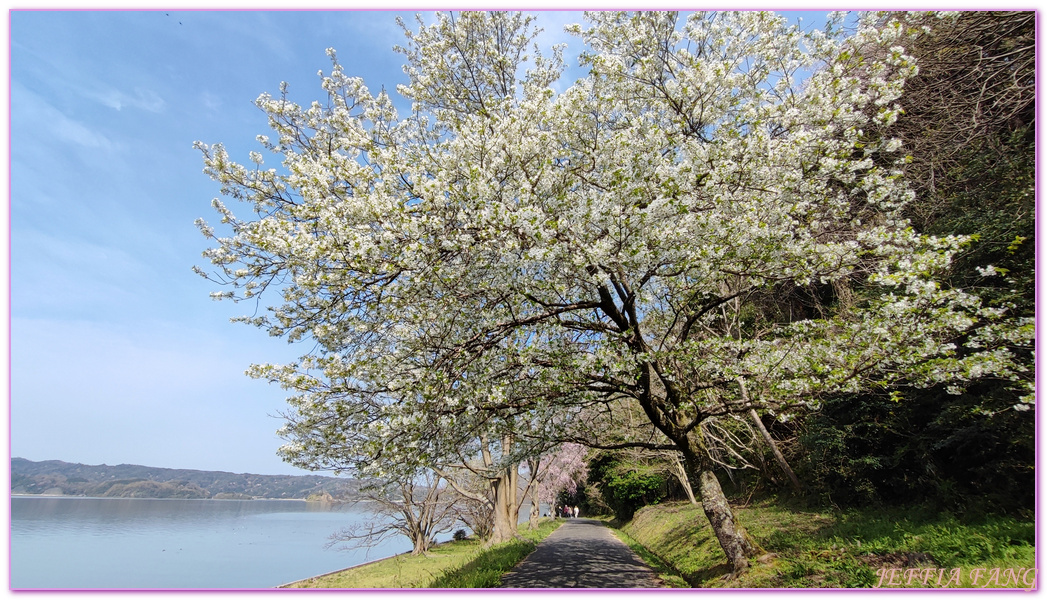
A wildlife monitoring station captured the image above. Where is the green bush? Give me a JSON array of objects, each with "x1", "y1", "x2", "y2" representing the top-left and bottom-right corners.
[
  {"x1": 588, "y1": 452, "x2": 667, "y2": 521},
  {"x1": 799, "y1": 384, "x2": 1034, "y2": 515}
]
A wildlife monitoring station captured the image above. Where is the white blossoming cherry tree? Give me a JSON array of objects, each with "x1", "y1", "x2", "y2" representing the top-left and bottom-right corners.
[{"x1": 196, "y1": 11, "x2": 1020, "y2": 574}]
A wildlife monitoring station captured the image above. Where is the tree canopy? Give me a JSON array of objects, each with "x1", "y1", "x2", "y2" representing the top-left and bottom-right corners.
[{"x1": 196, "y1": 11, "x2": 1032, "y2": 573}]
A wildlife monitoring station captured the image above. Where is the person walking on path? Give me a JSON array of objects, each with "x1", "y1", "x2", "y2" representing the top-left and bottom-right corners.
[{"x1": 500, "y1": 518, "x2": 665, "y2": 588}]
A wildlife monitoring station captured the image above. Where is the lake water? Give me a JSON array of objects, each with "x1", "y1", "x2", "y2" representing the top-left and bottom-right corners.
[{"x1": 11, "y1": 496, "x2": 428, "y2": 589}]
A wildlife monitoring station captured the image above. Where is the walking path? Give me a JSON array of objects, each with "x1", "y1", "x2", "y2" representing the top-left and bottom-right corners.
[{"x1": 500, "y1": 518, "x2": 665, "y2": 588}]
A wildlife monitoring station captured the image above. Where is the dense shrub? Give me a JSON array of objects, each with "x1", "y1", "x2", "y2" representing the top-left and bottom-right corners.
[
  {"x1": 587, "y1": 453, "x2": 668, "y2": 521},
  {"x1": 799, "y1": 383, "x2": 1034, "y2": 515}
]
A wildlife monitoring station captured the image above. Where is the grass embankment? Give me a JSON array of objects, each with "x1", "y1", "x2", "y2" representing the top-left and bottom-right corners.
[
  {"x1": 615, "y1": 501, "x2": 1035, "y2": 589},
  {"x1": 283, "y1": 518, "x2": 562, "y2": 588}
]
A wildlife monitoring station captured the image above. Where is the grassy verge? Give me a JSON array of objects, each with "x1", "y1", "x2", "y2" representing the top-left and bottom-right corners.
[
  {"x1": 609, "y1": 527, "x2": 690, "y2": 588},
  {"x1": 283, "y1": 518, "x2": 562, "y2": 588},
  {"x1": 617, "y1": 501, "x2": 1034, "y2": 589}
]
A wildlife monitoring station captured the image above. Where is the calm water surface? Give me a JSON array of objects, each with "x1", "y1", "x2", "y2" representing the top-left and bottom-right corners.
[{"x1": 11, "y1": 496, "x2": 418, "y2": 589}]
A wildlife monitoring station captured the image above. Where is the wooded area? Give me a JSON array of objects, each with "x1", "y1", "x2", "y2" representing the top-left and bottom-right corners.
[{"x1": 11, "y1": 458, "x2": 361, "y2": 499}]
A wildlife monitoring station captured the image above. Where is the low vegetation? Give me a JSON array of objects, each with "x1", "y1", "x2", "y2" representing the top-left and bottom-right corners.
[
  {"x1": 283, "y1": 518, "x2": 561, "y2": 588},
  {"x1": 607, "y1": 525, "x2": 689, "y2": 588},
  {"x1": 616, "y1": 501, "x2": 1034, "y2": 588}
]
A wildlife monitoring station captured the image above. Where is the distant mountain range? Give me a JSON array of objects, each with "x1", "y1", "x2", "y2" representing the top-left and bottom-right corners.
[{"x1": 11, "y1": 458, "x2": 361, "y2": 500}]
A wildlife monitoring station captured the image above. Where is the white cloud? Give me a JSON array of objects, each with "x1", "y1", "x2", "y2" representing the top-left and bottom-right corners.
[
  {"x1": 94, "y1": 87, "x2": 166, "y2": 113},
  {"x1": 10, "y1": 226, "x2": 181, "y2": 324},
  {"x1": 19, "y1": 227, "x2": 146, "y2": 271},
  {"x1": 12, "y1": 82, "x2": 115, "y2": 150},
  {"x1": 12, "y1": 36, "x2": 165, "y2": 115},
  {"x1": 200, "y1": 90, "x2": 223, "y2": 112}
]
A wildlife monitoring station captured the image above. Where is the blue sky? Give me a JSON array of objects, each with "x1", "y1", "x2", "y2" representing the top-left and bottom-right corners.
[
  {"x1": 8, "y1": 9, "x2": 592, "y2": 476},
  {"x1": 10, "y1": 9, "x2": 837, "y2": 476}
]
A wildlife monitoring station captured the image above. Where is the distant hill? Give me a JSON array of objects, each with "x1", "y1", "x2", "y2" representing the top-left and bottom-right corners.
[{"x1": 11, "y1": 458, "x2": 361, "y2": 500}]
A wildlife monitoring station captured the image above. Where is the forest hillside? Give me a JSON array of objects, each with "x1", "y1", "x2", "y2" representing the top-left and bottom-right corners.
[{"x1": 11, "y1": 458, "x2": 359, "y2": 500}]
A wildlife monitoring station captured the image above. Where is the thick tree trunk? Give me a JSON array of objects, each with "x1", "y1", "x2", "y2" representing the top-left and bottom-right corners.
[
  {"x1": 411, "y1": 532, "x2": 429, "y2": 555},
  {"x1": 682, "y1": 432, "x2": 761, "y2": 576},
  {"x1": 696, "y1": 468, "x2": 755, "y2": 573},
  {"x1": 486, "y1": 466, "x2": 519, "y2": 546},
  {"x1": 738, "y1": 378, "x2": 802, "y2": 493}
]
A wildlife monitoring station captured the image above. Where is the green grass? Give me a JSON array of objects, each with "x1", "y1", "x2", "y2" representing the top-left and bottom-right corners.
[
  {"x1": 431, "y1": 520, "x2": 562, "y2": 587},
  {"x1": 609, "y1": 527, "x2": 690, "y2": 588},
  {"x1": 283, "y1": 518, "x2": 562, "y2": 588},
  {"x1": 616, "y1": 500, "x2": 1035, "y2": 588}
]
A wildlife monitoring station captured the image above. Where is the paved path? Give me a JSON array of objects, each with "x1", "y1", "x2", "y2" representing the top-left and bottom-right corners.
[{"x1": 500, "y1": 518, "x2": 665, "y2": 588}]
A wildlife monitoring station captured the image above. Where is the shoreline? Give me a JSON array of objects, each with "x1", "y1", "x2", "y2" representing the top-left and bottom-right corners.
[
  {"x1": 276, "y1": 551, "x2": 413, "y2": 588},
  {"x1": 277, "y1": 519, "x2": 562, "y2": 589},
  {"x1": 277, "y1": 531, "x2": 484, "y2": 587}
]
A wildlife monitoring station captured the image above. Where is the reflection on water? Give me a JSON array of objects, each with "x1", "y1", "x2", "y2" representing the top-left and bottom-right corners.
[{"x1": 11, "y1": 496, "x2": 415, "y2": 589}]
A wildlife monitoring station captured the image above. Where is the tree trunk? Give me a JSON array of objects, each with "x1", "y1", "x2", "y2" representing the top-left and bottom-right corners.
[
  {"x1": 738, "y1": 378, "x2": 802, "y2": 493},
  {"x1": 486, "y1": 466, "x2": 519, "y2": 546},
  {"x1": 528, "y1": 491, "x2": 541, "y2": 529},
  {"x1": 637, "y1": 361, "x2": 758, "y2": 574},
  {"x1": 411, "y1": 531, "x2": 429, "y2": 555},
  {"x1": 682, "y1": 431, "x2": 761, "y2": 576},
  {"x1": 696, "y1": 468, "x2": 756, "y2": 574},
  {"x1": 525, "y1": 457, "x2": 541, "y2": 529},
  {"x1": 671, "y1": 453, "x2": 699, "y2": 505}
]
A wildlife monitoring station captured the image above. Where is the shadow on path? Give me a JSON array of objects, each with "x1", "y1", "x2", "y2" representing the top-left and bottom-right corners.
[{"x1": 499, "y1": 518, "x2": 664, "y2": 588}]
